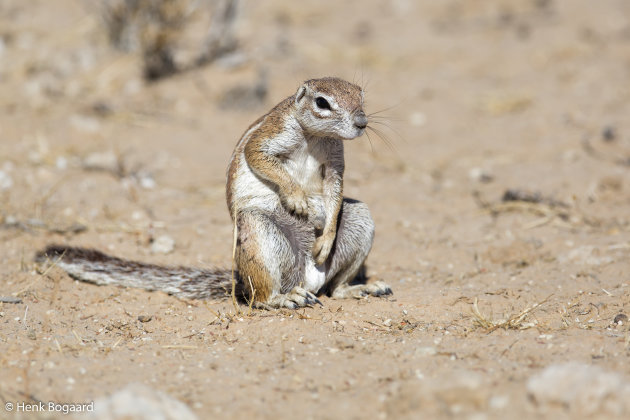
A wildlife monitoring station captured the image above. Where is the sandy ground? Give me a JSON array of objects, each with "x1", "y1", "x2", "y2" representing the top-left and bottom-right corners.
[{"x1": 1, "y1": 0, "x2": 630, "y2": 418}]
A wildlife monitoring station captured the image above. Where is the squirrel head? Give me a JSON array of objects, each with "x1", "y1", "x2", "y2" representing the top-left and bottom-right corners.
[{"x1": 294, "y1": 77, "x2": 367, "y2": 140}]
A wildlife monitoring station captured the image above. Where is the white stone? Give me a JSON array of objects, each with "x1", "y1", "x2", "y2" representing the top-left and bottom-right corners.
[
  {"x1": 83, "y1": 151, "x2": 119, "y2": 173},
  {"x1": 0, "y1": 170, "x2": 13, "y2": 190},
  {"x1": 409, "y1": 111, "x2": 427, "y2": 127},
  {"x1": 468, "y1": 167, "x2": 494, "y2": 183},
  {"x1": 527, "y1": 362, "x2": 630, "y2": 416},
  {"x1": 87, "y1": 383, "x2": 198, "y2": 420},
  {"x1": 151, "y1": 235, "x2": 175, "y2": 254},
  {"x1": 559, "y1": 246, "x2": 613, "y2": 266},
  {"x1": 70, "y1": 114, "x2": 101, "y2": 133},
  {"x1": 139, "y1": 174, "x2": 156, "y2": 190}
]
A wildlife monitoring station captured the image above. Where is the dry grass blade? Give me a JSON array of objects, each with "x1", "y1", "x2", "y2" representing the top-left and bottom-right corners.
[
  {"x1": 230, "y1": 211, "x2": 241, "y2": 315},
  {"x1": 483, "y1": 201, "x2": 557, "y2": 218},
  {"x1": 297, "y1": 311, "x2": 321, "y2": 320},
  {"x1": 162, "y1": 345, "x2": 197, "y2": 350},
  {"x1": 72, "y1": 330, "x2": 84, "y2": 345},
  {"x1": 54, "y1": 339, "x2": 63, "y2": 353},
  {"x1": 15, "y1": 249, "x2": 68, "y2": 298},
  {"x1": 472, "y1": 295, "x2": 552, "y2": 333},
  {"x1": 364, "y1": 320, "x2": 391, "y2": 332},
  {"x1": 36, "y1": 249, "x2": 67, "y2": 278},
  {"x1": 247, "y1": 276, "x2": 256, "y2": 316}
]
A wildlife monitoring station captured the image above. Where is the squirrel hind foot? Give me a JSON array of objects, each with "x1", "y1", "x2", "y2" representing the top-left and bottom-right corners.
[
  {"x1": 331, "y1": 281, "x2": 393, "y2": 300},
  {"x1": 255, "y1": 287, "x2": 322, "y2": 310}
]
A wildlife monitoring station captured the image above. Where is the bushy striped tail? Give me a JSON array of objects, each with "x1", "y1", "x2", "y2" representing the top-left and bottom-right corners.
[{"x1": 35, "y1": 245, "x2": 236, "y2": 300}]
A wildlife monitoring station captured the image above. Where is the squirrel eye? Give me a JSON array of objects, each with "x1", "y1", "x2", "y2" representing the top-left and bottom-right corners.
[{"x1": 315, "y1": 97, "x2": 331, "y2": 110}]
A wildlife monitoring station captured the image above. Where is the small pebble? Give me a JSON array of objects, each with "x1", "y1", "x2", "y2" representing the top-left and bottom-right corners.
[
  {"x1": 416, "y1": 346, "x2": 437, "y2": 356},
  {"x1": 56, "y1": 156, "x2": 68, "y2": 170},
  {"x1": 602, "y1": 125, "x2": 616, "y2": 142},
  {"x1": 70, "y1": 114, "x2": 100, "y2": 133},
  {"x1": 613, "y1": 313, "x2": 628, "y2": 326},
  {"x1": 138, "y1": 315, "x2": 153, "y2": 323},
  {"x1": 0, "y1": 170, "x2": 13, "y2": 191},
  {"x1": 83, "y1": 150, "x2": 119, "y2": 173},
  {"x1": 139, "y1": 174, "x2": 156, "y2": 189},
  {"x1": 468, "y1": 167, "x2": 494, "y2": 183},
  {"x1": 409, "y1": 111, "x2": 427, "y2": 127},
  {"x1": 151, "y1": 235, "x2": 175, "y2": 254}
]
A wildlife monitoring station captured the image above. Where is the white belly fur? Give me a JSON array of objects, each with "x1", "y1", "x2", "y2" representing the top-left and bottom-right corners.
[
  {"x1": 284, "y1": 141, "x2": 324, "y2": 193},
  {"x1": 303, "y1": 259, "x2": 326, "y2": 292},
  {"x1": 284, "y1": 140, "x2": 327, "y2": 226}
]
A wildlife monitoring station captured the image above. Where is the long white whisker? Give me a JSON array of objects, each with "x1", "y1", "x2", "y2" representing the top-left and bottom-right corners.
[
  {"x1": 364, "y1": 127, "x2": 376, "y2": 155},
  {"x1": 367, "y1": 126, "x2": 397, "y2": 152},
  {"x1": 370, "y1": 120, "x2": 406, "y2": 144}
]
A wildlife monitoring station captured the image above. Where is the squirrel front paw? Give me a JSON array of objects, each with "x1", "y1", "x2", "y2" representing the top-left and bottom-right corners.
[
  {"x1": 282, "y1": 187, "x2": 309, "y2": 217},
  {"x1": 312, "y1": 232, "x2": 336, "y2": 265}
]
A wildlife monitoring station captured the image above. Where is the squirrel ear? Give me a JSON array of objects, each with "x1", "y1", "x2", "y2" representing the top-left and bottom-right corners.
[{"x1": 295, "y1": 85, "x2": 307, "y2": 104}]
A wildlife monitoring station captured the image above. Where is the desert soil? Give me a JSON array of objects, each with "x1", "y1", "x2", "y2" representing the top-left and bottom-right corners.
[{"x1": 1, "y1": 0, "x2": 630, "y2": 419}]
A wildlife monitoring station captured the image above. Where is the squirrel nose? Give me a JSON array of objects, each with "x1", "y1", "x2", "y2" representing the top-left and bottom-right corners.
[{"x1": 354, "y1": 111, "x2": 368, "y2": 129}]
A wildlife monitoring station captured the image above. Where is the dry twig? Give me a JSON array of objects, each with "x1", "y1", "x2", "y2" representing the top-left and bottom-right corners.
[
  {"x1": 230, "y1": 209, "x2": 241, "y2": 315},
  {"x1": 472, "y1": 294, "x2": 552, "y2": 333}
]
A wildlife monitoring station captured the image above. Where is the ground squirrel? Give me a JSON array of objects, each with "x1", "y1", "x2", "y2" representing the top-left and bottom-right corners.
[{"x1": 36, "y1": 77, "x2": 392, "y2": 309}]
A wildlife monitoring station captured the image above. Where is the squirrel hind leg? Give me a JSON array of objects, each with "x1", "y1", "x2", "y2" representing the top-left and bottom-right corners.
[
  {"x1": 236, "y1": 209, "x2": 312, "y2": 306},
  {"x1": 321, "y1": 198, "x2": 392, "y2": 299}
]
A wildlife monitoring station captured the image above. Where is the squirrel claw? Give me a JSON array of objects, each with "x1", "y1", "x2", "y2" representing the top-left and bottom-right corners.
[{"x1": 294, "y1": 286, "x2": 323, "y2": 306}]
